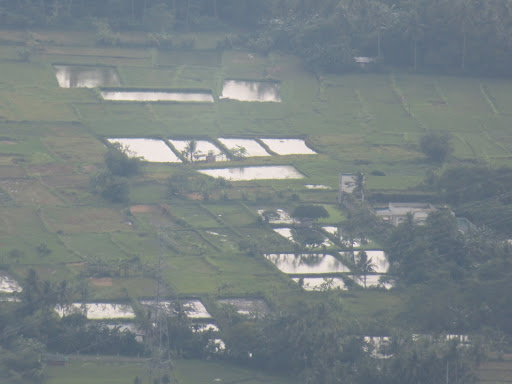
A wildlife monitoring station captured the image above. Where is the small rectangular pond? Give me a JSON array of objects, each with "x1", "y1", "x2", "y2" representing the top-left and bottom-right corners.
[
  {"x1": 292, "y1": 277, "x2": 347, "y2": 291},
  {"x1": 323, "y1": 227, "x2": 363, "y2": 248},
  {"x1": 53, "y1": 65, "x2": 121, "y2": 88},
  {"x1": 217, "y1": 298, "x2": 270, "y2": 318},
  {"x1": 107, "y1": 138, "x2": 181, "y2": 163},
  {"x1": 140, "y1": 299, "x2": 212, "y2": 319},
  {"x1": 0, "y1": 273, "x2": 22, "y2": 293},
  {"x1": 265, "y1": 253, "x2": 350, "y2": 274},
  {"x1": 305, "y1": 184, "x2": 332, "y2": 190},
  {"x1": 273, "y1": 227, "x2": 333, "y2": 247},
  {"x1": 100, "y1": 89, "x2": 214, "y2": 102},
  {"x1": 220, "y1": 80, "x2": 281, "y2": 102},
  {"x1": 169, "y1": 139, "x2": 228, "y2": 162},
  {"x1": 342, "y1": 250, "x2": 389, "y2": 273},
  {"x1": 218, "y1": 138, "x2": 271, "y2": 157},
  {"x1": 349, "y1": 275, "x2": 394, "y2": 289},
  {"x1": 260, "y1": 138, "x2": 317, "y2": 155},
  {"x1": 57, "y1": 303, "x2": 135, "y2": 319},
  {"x1": 198, "y1": 165, "x2": 304, "y2": 181}
]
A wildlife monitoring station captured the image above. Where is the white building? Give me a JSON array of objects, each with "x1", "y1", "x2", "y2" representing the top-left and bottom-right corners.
[{"x1": 374, "y1": 203, "x2": 437, "y2": 226}]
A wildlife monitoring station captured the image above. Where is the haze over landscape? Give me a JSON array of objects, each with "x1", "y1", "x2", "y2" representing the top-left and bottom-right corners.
[{"x1": 2, "y1": 1, "x2": 512, "y2": 383}]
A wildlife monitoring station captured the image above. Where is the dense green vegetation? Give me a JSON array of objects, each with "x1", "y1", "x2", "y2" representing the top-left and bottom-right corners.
[{"x1": 3, "y1": 0, "x2": 512, "y2": 75}]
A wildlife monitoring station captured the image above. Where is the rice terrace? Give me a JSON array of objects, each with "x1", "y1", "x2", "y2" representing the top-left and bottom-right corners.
[{"x1": 2, "y1": 1, "x2": 512, "y2": 384}]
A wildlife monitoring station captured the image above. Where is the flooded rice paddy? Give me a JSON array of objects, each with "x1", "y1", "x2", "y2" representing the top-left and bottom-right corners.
[
  {"x1": 260, "y1": 138, "x2": 317, "y2": 155},
  {"x1": 100, "y1": 90, "x2": 214, "y2": 102},
  {"x1": 349, "y1": 275, "x2": 394, "y2": 289},
  {"x1": 273, "y1": 227, "x2": 333, "y2": 247},
  {"x1": 220, "y1": 80, "x2": 281, "y2": 102},
  {"x1": 305, "y1": 184, "x2": 332, "y2": 189},
  {"x1": 217, "y1": 298, "x2": 270, "y2": 317},
  {"x1": 218, "y1": 138, "x2": 271, "y2": 157},
  {"x1": 265, "y1": 253, "x2": 350, "y2": 274},
  {"x1": 342, "y1": 250, "x2": 389, "y2": 273},
  {"x1": 292, "y1": 277, "x2": 347, "y2": 291},
  {"x1": 198, "y1": 165, "x2": 304, "y2": 181},
  {"x1": 57, "y1": 303, "x2": 135, "y2": 319},
  {"x1": 0, "y1": 273, "x2": 22, "y2": 293},
  {"x1": 169, "y1": 139, "x2": 228, "y2": 162},
  {"x1": 323, "y1": 227, "x2": 363, "y2": 248},
  {"x1": 53, "y1": 65, "x2": 121, "y2": 88},
  {"x1": 140, "y1": 299, "x2": 212, "y2": 319},
  {"x1": 107, "y1": 138, "x2": 181, "y2": 163}
]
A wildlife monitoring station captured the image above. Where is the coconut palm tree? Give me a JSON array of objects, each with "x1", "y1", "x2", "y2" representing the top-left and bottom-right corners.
[
  {"x1": 183, "y1": 139, "x2": 198, "y2": 163},
  {"x1": 355, "y1": 250, "x2": 375, "y2": 288}
]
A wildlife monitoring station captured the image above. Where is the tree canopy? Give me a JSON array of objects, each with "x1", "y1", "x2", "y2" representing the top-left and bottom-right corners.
[
  {"x1": 3, "y1": 0, "x2": 512, "y2": 75},
  {"x1": 291, "y1": 205, "x2": 330, "y2": 222}
]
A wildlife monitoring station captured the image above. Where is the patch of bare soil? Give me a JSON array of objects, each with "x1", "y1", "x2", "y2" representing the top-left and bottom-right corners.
[
  {"x1": 89, "y1": 277, "x2": 112, "y2": 286},
  {"x1": 130, "y1": 205, "x2": 156, "y2": 214},
  {"x1": 185, "y1": 193, "x2": 203, "y2": 200}
]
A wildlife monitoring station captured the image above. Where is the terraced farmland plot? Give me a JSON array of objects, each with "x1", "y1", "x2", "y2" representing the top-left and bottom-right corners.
[
  {"x1": 205, "y1": 251, "x2": 292, "y2": 295},
  {"x1": 169, "y1": 202, "x2": 222, "y2": 228},
  {"x1": 0, "y1": 207, "x2": 78, "y2": 264},
  {"x1": 41, "y1": 125, "x2": 106, "y2": 165},
  {"x1": 117, "y1": 66, "x2": 180, "y2": 88},
  {"x1": 109, "y1": 232, "x2": 164, "y2": 262},
  {"x1": 60, "y1": 233, "x2": 127, "y2": 262},
  {"x1": 151, "y1": 103, "x2": 218, "y2": 136},
  {"x1": 77, "y1": 103, "x2": 166, "y2": 137},
  {"x1": 41, "y1": 206, "x2": 133, "y2": 233},
  {"x1": 327, "y1": 74, "x2": 421, "y2": 135},
  {"x1": 202, "y1": 202, "x2": 257, "y2": 227},
  {"x1": 163, "y1": 255, "x2": 221, "y2": 294},
  {"x1": 157, "y1": 49, "x2": 222, "y2": 67}
]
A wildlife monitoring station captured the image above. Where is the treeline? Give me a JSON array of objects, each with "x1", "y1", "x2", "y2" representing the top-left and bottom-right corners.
[
  {"x1": 2, "y1": 0, "x2": 512, "y2": 75},
  {"x1": 0, "y1": 269, "x2": 486, "y2": 384}
]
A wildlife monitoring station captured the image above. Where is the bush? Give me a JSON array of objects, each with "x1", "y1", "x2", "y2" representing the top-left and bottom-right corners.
[
  {"x1": 105, "y1": 143, "x2": 141, "y2": 177},
  {"x1": 94, "y1": 20, "x2": 120, "y2": 46},
  {"x1": 419, "y1": 131, "x2": 454, "y2": 163},
  {"x1": 91, "y1": 169, "x2": 130, "y2": 203}
]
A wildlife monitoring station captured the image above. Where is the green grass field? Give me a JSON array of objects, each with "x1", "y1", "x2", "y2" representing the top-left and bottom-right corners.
[
  {"x1": 2, "y1": 28, "x2": 512, "y2": 343},
  {"x1": 45, "y1": 357, "x2": 293, "y2": 384}
]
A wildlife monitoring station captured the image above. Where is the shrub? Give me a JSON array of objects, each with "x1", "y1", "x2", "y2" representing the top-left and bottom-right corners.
[{"x1": 419, "y1": 131, "x2": 454, "y2": 163}]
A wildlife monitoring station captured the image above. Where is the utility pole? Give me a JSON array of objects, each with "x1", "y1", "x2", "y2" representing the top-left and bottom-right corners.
[{"x1": 143, "y1": 234, "x2": 174, "y2": 384}]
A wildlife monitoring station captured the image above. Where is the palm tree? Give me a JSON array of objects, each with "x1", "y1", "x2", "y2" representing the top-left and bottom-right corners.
[
  {"x1": 353, "y1": 172, "x2": 366, "y2": 202},
  {"x1": 452, "y1": 0, "x2": 476, "y2": 72},
  {"x1": 402, "y1": 2, "x2": 425, "y2": 71},
  {"x1": 183, "y1": 139, "x2": 198, "y2": 163},
  {"x1": 355, "y1": 250, "x2": 375, "y2": 288}
]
